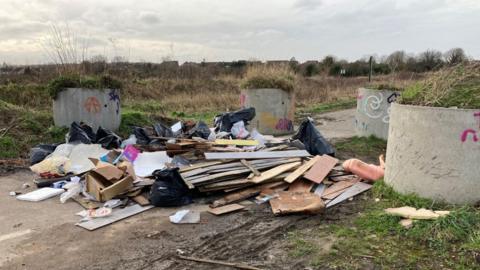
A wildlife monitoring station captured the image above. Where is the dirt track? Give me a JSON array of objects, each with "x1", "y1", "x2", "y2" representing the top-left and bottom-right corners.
[{"x1": 0, "y1": 109, "x2": 358, "y2": 270}]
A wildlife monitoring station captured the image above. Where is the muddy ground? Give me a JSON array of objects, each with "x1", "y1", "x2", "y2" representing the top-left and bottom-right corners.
[{"x1": 1, "y1": 109, "x2": 370, "y2": 270}]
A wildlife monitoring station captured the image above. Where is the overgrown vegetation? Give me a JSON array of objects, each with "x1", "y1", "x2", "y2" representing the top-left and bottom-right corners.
[
  {"x1": 47, "y1": 75, "x2": 122, "y2": 99},
  {"x1": 241, "y1": 64, "x2": 295, "y2": 92},
  {"x1": 288, "y1": 180, "x2": 480, "y2": 269},
  {"x1": 401, "y1": 62, "x2": 480, "y2": 108}
]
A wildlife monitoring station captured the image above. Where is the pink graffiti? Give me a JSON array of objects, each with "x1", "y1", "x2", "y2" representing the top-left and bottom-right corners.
[
  {"x1": 275, "y1": 118, "x2": 293, "y2": 131},
  {"x1": 357, "y1": 94, "x2": 363, "y2": 100},
  {"x1": 474, "y1": 112, "x2": 480, "y2": 128},
  {"x1": 461, "y1": 129, "x2": 478, "y2": 143},
  {"x1": 240, "y1": 94, "x2": 246, "y2": 107}
]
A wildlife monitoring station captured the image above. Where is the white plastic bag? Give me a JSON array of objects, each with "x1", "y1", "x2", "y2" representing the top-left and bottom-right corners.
[
  {"x1": 250, "y1": 128, "x2": 266, "y2": 147},
  {"x1": 231, "y1": 121, "x2": 249, "y2": 139},
  {"x1": 60, "y1": 182, "x2": 82, "y2": 203},
  {"x1": 121, "y1": 134, "x2": 137, "y2": 148}
]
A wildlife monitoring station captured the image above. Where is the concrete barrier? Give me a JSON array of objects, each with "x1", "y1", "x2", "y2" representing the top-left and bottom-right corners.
[
  {"x1": 355, "y1": 88, "x2": 401, "y2": 140},
  {"x1": 53, "y1": 88, "x2": 121, "y2": 131},
  {"x1": 385, "y1": 103, "x2": 480, "y2": 204},
  {"x1": 241, "y1": 88, "x2": 295, "y2": 135}
]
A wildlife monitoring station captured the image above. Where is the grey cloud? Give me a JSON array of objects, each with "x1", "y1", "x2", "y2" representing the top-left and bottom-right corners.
[{"x1": 139, "y1": 11, "x2": 160, "y2": 24}]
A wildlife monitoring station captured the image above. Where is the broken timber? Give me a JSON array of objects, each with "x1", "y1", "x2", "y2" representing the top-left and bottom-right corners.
[
  {"x1": 250, "y1": 161, "x2": 301, "y2": 184},
  {"x1": 204, "y1": 150, "x2": 310, "y2": 160},
  {"x1": 284, "y1": 155, "x2": 321, "y2": 183},
  {"x1": 304, "y1": 155, "x2": 339, "y2": 183}
]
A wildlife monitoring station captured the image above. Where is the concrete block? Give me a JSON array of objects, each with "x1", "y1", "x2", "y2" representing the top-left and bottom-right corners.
[
  {"x1": 385, "y1": 103, "x2": 480, "y2": 204},
  {"x1": 53, "y1": 88, "x2": 121, "y2": 131},
  {"x1": 355, "y1": 88, "x2": 400, "y2": 140},
  {"x1": 241, "y1": 88, "x2": 295, "y2": 136}
]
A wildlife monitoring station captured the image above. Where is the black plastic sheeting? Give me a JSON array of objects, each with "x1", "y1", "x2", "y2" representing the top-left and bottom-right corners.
[
  {"x1": 149, "y1": 168, "x2": 192, "y2": 207},
  {"x1": 292, "y1": 117, "x2": 335, "y2": 156},
  {"x1": 153, "y1": 122, "x2": 174, "y2": 138},
  {"x1": 214, "y1": 107, "x2": 256, "y2": 132},
  {"x1": 67, "y1": 122, "x2": 122, "y2": 149},
  {"x1": 188, "y1": 121, "x2": 211, "y2": 140},
  {"x1": 29, "y1": 144, "x2": 59, "y2": 165},
  {"x1": 96, "y1": 126, "x2": 122, "y2": 149}
]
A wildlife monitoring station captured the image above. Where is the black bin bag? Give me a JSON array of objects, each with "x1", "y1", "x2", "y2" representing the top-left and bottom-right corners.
[
  {"x1": 214, "y1": 107, "x2": 256, "y2": 132},
  {"x1": 292, "y1": 117, "x2": 335, "y2": 156},
  {"x1": 29, "y1": 144, "x2": 58, "y2": 165},
  {"x1": 149, "y1": 168, "x2": 192, "y2": 207},
  {"x1": 96, "y1": 126, "x2": 122, "y2": 149},
  {"x1": 68, "y1": 122, "x2": 96, "y2": 144}
]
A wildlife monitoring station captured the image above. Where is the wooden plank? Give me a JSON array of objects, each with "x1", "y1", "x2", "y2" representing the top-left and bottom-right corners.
[
  {"x1": 215, "y1": 139, "x2": 259, "y2": 146},
  {"x1": 76, "y1": 204, "x2": 154, "y2": 231},
  {"x1": 179, "y1": 161, "x2": 225, "y2": 172},
  {"x1": 240, "y1": 159, "x2": 261, "y2": 176},
  {"x1": 326, "y1": 182, "x2": 372, "y2": 208},
  {"x1": 204, "y1": 150, "x2": 310, "y2": 160},
  {"x1": 208, "y1": 203, "x2": 245, "y2": 215},
  {"x1": 284, "y1": 156, "x2": 321, "y2": 183},
  {"x1": 250, "y1": 161, "x2": 301, "y2": 184},
  {"x1": 262, "y1": 145, "x2": 289, "y2": 152},
  {"x1": 211, "y1": 182, "x2": 285, "y2": 208},
  {"x1": 322, "y1": 179, "x2": 359, "y2": 200},
  {"x1": 289, "y1": 179, "x2": 315, "y2": 193},
  {"x1": 304, "y1": 155, "x2": 339, "y2": 184}
]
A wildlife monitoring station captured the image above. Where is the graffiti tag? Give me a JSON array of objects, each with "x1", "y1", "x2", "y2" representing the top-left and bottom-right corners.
[
  {"x1": 461, "y1": 129, "x2": 478, "y2": 143},
  {"x1": 84, "y1": 96, "x2": 102, "y2": 113},
  {"x1": 109, "y1": 90, "x2": 120, "y2": 115},
  {"x1": 240, "y1": 93, "x2": 246, "y2": 107},
  {"x1": 275, "y1": 118, "x2": 293, "y2": 131},
  {"x1": 387, "y1": 93, "x2": 400, "y2": 103},
  {"x1": 474, "y1": 112, "x2": 480, "y2": 128}
]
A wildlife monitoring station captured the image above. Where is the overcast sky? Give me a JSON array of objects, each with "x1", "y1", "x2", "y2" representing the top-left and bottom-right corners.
[{"x1": 0, "y1": 0, "x2": 479, "y2": 65}]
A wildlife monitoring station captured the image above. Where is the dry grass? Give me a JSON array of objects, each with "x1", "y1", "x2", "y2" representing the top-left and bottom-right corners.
[
  {"x1": 401, "y1": 62, "x2": 480, "y2": 108},
  {"x1": 241, "y1": 64, "x2": 295, "y2": 92}
]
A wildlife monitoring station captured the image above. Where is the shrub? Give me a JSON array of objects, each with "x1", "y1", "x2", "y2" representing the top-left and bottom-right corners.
[
  {"x1": 47, "y1": 75, "x2": 122, "y2": 99},
  {"x1": 241, "y1": 64, "x2": 295, "y2": 92}
]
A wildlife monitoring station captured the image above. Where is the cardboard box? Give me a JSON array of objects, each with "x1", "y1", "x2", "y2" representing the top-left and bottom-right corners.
[{"x1": 85, "y1": 158, "x2": 134, "y2": 202}]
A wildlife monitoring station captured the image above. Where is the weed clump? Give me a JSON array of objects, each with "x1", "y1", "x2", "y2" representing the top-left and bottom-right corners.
[
  {"x1": 241, "y1": 64, "x2": 295, "y2": 92},
  {"x1": 47, "y1": 75, "x2": 122, "y2": 99},
  {"x1": 400, "y1": 62, "x2": 480, "y2": 108}
]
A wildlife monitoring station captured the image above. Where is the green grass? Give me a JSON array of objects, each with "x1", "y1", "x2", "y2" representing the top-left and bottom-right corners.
[
  {"x1": 304, "y1": 99, "x2": 356, "y2": 114},
  {"x1": 335, "y1": 135, "x2": 387, "y2": 157},
  {"x1": 288, "y1": 181, "x2": 480, "y2": 269},
  {"x1": 0, "y1": 136, "x2": 20, "y2": 158}
]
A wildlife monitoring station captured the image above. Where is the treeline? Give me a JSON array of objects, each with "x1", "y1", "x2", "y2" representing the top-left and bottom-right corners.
[{"x1": 300, "y1": 48, "x2": 469, "y2": 77}]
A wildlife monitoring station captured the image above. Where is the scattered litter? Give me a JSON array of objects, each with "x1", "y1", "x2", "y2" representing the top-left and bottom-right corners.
[
  {"x1": 16, "y1": 188, "x2": 64, "y2": 202},
  {"x1": 60, "y1": 182, "x2": 82, "y2": 203},
  {"x1": 399, "y1": 219, "x2": 413, "y2": 229},
  {"x1": 384, "y1": 206, "x2": 450, "y2": 220},
  {"x1": 9, "y1": 191, "x2": 19, "y2": 196},
  {"x1": 169, "y1": 210, "x2": 200, "y2": 224},
  {"x1": 21, "y1": 183, "x2": 30, "y2": 189},
  {"x1": 77, "y1": 207, "x2": 113, "y2": 221},
  {"x1": 76, "y1": 204, "x2": 154, "y2": 231}
]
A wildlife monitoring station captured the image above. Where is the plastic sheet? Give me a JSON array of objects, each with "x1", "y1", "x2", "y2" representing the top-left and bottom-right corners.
[
  {"x1": 214, "y1": 107, "x2": 256, "y2": 132},
  {"x1": 292, "y1": 117, "x2": 335, "y2": 156}
]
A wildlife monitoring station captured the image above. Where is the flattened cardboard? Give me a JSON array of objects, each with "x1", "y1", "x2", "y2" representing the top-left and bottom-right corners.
[{"x1": 269, "y1": 191, "x2": 324, "y2": 215}]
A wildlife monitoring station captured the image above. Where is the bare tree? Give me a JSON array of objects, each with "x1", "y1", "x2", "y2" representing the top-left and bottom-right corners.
[
  {"x1": 444, "y1": 47, "x2": 467, "y2": 66},
  {"x1": 418, "y1": 50, "x2": 444, "y2": 71},
  {"x1": 386, "y1": 50, "x2": 406, "y2": 72},
  {"x1": 41, "y1": 23, "x2": 89, "y2": 74}
]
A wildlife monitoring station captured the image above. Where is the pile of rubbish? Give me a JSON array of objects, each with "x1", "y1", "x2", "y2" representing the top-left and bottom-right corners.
[{"x1": 18, "y1": 107, "x2": 384, "y2": 230}]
